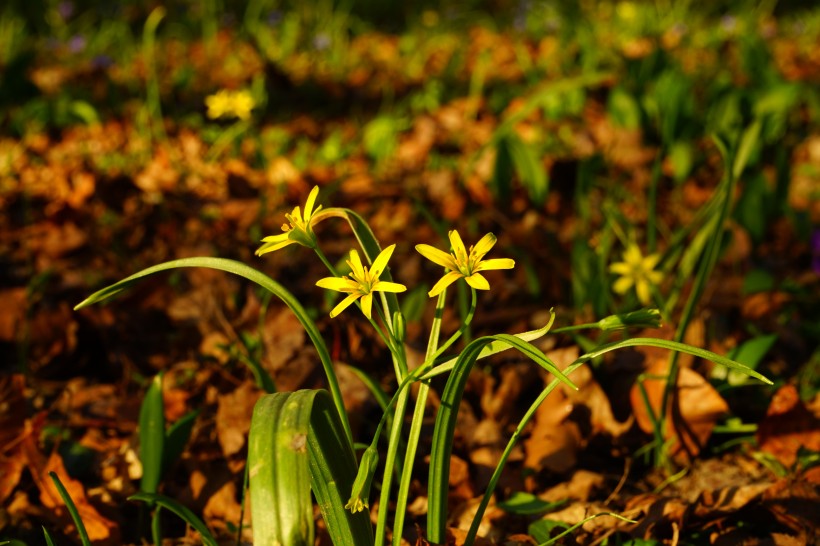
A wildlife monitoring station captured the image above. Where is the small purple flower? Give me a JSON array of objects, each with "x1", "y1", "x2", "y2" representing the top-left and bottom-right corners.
[
  {"x1": 57, "y1": 1, "x2": 75, "y2": 21},
  {"x1": 313, "y1": 32, "x2": 330, "y2": 51},
  {"x1": 91, "y1": 54, "x2": 114, "y2": 69},
  {"x1": 811, "y1": 229, "x2": 820, "y2": 275},
  {"x1": 68, "y1": 34, "x2": 86, "y2": 53},
  {"x1": 266, "y1": 10, "x2": 282, "y2": 26}
]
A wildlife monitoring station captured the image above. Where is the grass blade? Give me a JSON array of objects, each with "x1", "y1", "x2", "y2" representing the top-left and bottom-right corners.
[
  {"x1": 162, "y1": 409, "x2": 199, "y2": 476},
  {"x1": 48, "y1": 471, "x2": 91, "y2": 546},
  {"x1": 139, "y1": 373, "x2": 165, "y2": 495},
  {"x1": 129, "y1": 492, "x2": 218, "y2": 546},
  {"x1": 575, "y1": 337, "x2": 773, "y2": 385},
  {"x1": 42, "y1": 527, "x2": 56, "y2": 546}
]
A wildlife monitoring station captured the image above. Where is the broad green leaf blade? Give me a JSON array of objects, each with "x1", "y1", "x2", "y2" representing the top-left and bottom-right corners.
[
  {"x1": 162, "y1": 409, "x2": 200, "y2": 476},
  {"x1": 305, "y1": 391, "x2": 374, "y2": 546},
  {"x1": 249, "y1": 392, "x2": 314, "y2": 546},
  {"x1": 427, "y1": 335, "x2": 576, "y2": 543},
  {"x1": 249, "y1": 390, "x2": 372, "y2": 546},
  {"x1": 74, "y1": 257, "x2": 352, "y2": 444},
  {"x1": 139, "y1": 373, "x2": 165, "y2": 494},
  {"x1": 48, "y1": 471, "x2": 91, "y2": 546},
  {"x1": 129, "y1": 492, "x2": 218, "y2": 546},
  {"x1": 576, "y1": 338, "x2": 773, "y2": 385}
]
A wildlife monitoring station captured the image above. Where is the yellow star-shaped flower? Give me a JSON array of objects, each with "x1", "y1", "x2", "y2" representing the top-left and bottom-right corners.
[
  {"x1": 256, "y1": 186, "x2": 332, "y2": 256},
  {"x1": 205, "y1": 89, "x2": 256, "y2": 120},
  {"x1": 609, "y1": 244, "x2": 663, "y2": 305},
  {"x1": 316, "y1": 245, "x2": 406, "y2": 319},
  {"x1": 415, "y1": 230, "x2": 515, "y2": 297}
]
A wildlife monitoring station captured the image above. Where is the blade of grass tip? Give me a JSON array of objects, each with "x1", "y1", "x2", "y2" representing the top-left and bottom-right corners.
[
  {"x1": 139, "y1": 373, "x2": 165, "y2": 495},
  {"x1": 129, "y1": 492, "x2": 218, "y2": 546},
  {"x1": 48, "y1": 471, "x2": 91, "y2": 546},
  {"x1": 42, "y1": 528, "x2": 56, "y2": 546},
  {"x1": 73, "y1": 257, "x2": 352, "y2": 444}
]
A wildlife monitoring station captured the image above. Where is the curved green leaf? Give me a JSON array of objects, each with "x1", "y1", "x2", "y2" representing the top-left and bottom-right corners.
[
  {"x1": 427, "y1": 335, "x2": 576, "y2": 543},
  {"x1": 575, "y1": 337, "x2": 773, "y2": 385},
  {"x1": 249, "y1": 390, "x2": 372, "y2": 546},
  {"x1": 139, "y1": 373, "x2": 164, "y2": 494},
  {"x1": 128, "y1": 492, "x2": 218, "y2": 546},
  {"x1": 74, "y1": 257, "x2": 352, "y2": 443},
  {"x1": 48, "y1": 471, "x2": 91, "y2": 546}
]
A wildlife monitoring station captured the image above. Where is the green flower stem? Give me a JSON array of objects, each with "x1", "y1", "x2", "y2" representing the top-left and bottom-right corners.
[
  {"x1": 465, "y1": 361, "x2": 585, "y2": 545},
  {"x1": 374, "y1": 386, "x2": 410, "y2": 546},
  {"x1": 392, "y1": 289, "x2": 475, "y2": 545}
]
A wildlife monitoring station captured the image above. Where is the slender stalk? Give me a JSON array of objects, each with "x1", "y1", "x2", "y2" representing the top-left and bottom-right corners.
[
  {"x1": 465, "y1": 362, "x2": 584, "y2": 545},
  {"x1": 392, "y1": 290, "x2": 476, "y2": 544}
]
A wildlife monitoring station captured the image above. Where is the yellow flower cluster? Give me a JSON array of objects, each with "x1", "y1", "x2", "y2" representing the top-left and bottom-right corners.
[
  {"x1": 205, "y1": 89, "x2": 255, "y2": 120},
  {"x1": 256, "y1": 186, "x2": 517, "y2": 320}
]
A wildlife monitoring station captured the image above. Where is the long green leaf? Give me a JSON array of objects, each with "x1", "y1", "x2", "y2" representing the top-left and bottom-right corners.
[
  {"x1": 74, "y1": 257, "x2": 352, "y2": 444},
  {"x1": 422, "y1": 310, "x2": 556, "y2": 379},
  {"x1": 575, "y1": 337, "x2": 773, "y2": 385},
  {"x1": 139, "y1": 373, "x2": 165, "y2": 494},
  {"x1": 162, "y1": 409, "x2": 199, "y2": 476},
  {"x1": 427, "y1": 335, "x2": 576, "y2": 543},
  {"x1": 42, "y1": 528, "x2": 56, "y2": 546},
  {"x1": 249, "y1": 390, "x2": 372, "y2": 546},
  {"x1": 129, "y1": 492, "x2": 218, "y2": 546},
  {"x1": 48, "y1": 471, "x2": 91, "y2": 546}
]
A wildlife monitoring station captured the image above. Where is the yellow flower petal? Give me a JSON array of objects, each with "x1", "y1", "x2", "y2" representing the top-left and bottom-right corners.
[
  {"x1": 609, "y1": 262, "x2": 632, "y2": 275},
  {"x1": 370, "y1": 244, "x2": 396, "y2": 279},
  {"x1": 428, "y1": 271, "x2": 462, "y2": 297},
  {"x1": 471, "y1": 233, "x2": 497, "y2": 261},
  {"x1": 330, "y1": 294, "x2": 361, "y2": 318},
  {"x1": 316, "y1": 277, "x2": 359, "y2": 292},
  {"x1": 624, "y1": 245, "x2": 643, "y2": 265},
  {"x1": 464, "y1": 272, "x2": 490, "y2": 290},
  {"x1": 415, "y1": 244, "x2": 457, "y2": 270},
  {"x1": 347, "y1": 249, "x2": 365, "y2": 280},
  {"x1": 256, "y1": 239, "x2": 295, "y2": 256},
  {"x1": 613, "y1": 276, "x2": 634, "y2": 294},
  {"x1": 304, "y1": 186, "x2": 319, "y2": 219},
  {"x1": 476, "y1": 258, "x2": 515, "y2": 271},
  {"x1": 373, "y1": 281, "x2": 407, "y2": 293},
  {"x1": 448, "y1": 230, "x2": 467, "y2": 258},
  {"x1": 360, "y1": 293, "x2": 373, "y2": 319},
  {"x1": 643, "y1": 253, "x2": 661, "y2": 271},
  {"x1": 635, "y1": 280, "x2": 652, "y2": 305}
]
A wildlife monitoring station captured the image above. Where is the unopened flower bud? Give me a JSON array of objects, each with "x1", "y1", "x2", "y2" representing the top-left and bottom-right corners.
[{"x1": 598, "y1": 308, "x2": 662, "y2": 331}]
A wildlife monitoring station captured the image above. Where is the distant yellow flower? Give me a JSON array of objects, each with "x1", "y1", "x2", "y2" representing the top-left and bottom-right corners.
[
  {"x1": 415, "y1": 230, "x2": 515, "y2": 297},
  {"x1": 256, "y1": 186, "x2": 331, "y2": 255},
  {"x1": 316, "y1": 245, "x2": 406, "y2": 319},
  {"x1": 609, "y1": 244, "x2": 663, "y2": 305},
  {"x1": 205, "y1": 89, "x2": 255, "y2": 120}
]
